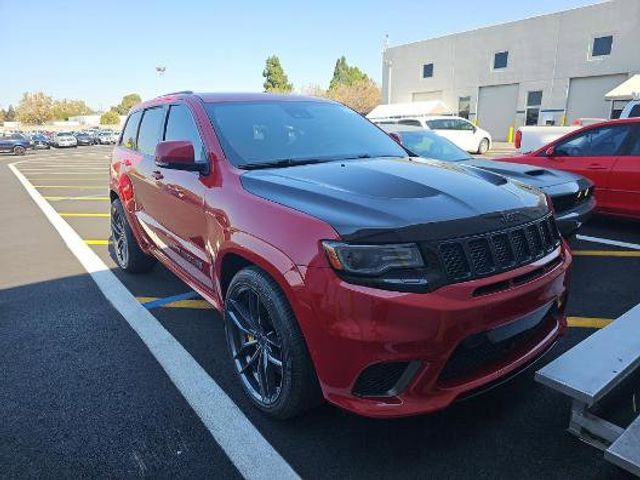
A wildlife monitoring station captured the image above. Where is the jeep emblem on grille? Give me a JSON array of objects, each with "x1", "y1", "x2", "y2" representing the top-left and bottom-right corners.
[{"x1": 500, "y1": 211, "x2": 522, "y2": 224}]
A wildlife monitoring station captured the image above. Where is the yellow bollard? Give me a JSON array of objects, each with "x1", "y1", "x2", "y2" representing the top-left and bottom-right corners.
[{"x1": 507, "y1": 126, "x2": 515, "y2": 144}]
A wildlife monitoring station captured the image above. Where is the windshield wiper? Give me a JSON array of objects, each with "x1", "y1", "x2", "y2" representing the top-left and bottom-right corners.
[
  {"x1": 336, "y1": 153, "x2": 405, "y2": 161},
  {"x1": 239, "y1": 158, "x2": 329, "y2": 170}
]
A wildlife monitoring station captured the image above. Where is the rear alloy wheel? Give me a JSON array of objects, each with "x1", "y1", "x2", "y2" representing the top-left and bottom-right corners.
[
  {"x1": 224, "y1": 267, "x2": 322, "y2": 418},
  {"x1": 13, "y1": 145, "x2": 26, "y2": 156},
  {"x1": 477, "y1": 138, "x2": 490, "y2": 155},
  {"x1": 110, "y1": 199, "x2": 156, "y2": 273}
]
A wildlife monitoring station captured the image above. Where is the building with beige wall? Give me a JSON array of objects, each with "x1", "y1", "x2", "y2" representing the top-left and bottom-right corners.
[{"x1": 381, "y1": 0, "x2": 640, "y2": 140}]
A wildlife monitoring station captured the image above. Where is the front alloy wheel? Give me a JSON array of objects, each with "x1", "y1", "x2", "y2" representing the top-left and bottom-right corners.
[
  {"x1": 226, "y1": 285, "x2": 284, "y2": 406},
  {"x1": 224, "y1": 267, "x2": 322, "y2": 418}
]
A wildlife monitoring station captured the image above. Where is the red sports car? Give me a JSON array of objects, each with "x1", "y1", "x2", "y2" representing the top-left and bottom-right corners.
[{"x1": 500, "y1": 118, "x2": 640, "y2": 220}]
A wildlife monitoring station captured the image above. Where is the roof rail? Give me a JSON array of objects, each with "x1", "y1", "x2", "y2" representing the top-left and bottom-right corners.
[{"x1": 161, "y1": 90, "x2": 194, "y2": 96}]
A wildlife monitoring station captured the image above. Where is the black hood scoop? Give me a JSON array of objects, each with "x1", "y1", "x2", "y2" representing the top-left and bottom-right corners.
[{"x1": 241, "y1": 157, "x2": 549, "y2": 242}]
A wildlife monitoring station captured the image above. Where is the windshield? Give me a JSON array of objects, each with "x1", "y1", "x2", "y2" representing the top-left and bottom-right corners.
[
  {"x1": 398, "y1": 130, "x2": 471, "y2": 162},
  {"x1": 204, "y1": 100, "x2": 407, "y2": 167}
]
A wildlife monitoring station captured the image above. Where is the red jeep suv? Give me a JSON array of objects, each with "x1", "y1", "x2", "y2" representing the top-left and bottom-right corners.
[{"x1": 110, "y1": 92, "x2": 571, "y2": 419}]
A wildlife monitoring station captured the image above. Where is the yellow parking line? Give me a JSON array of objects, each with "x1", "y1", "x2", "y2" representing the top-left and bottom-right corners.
[
  {"x1": 572, "y1": 250, "x2": 640, "y2": 257},
  {"x1": 567, "y1": 316, "x2": 613, "y2": 328},
  {"x1": 34, "y1": 185, "x2": 105, "y2": 189},
  {"x1": 85, "y1": 239, "x2": 110, "y2": 245},
  {"x1": 44, "y1": 196, "x2": 110, "y2": 201},
  {"x1": 131, "y1": 297, "x2": 615, "y2": 330},
  {"x1": 60, "y1": 213, "x2": 109, "y2": 217},
  {"x1": 136, "y1": 296, "x2": 213, "y2": 309}
]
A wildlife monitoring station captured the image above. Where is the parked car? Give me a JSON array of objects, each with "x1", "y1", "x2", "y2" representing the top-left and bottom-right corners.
[
  {"x1": 75, "y1": 132, "x2": 95, "y2": 146},
  {"x1": 52, "y1": 132, "x2": 78, "y2": 148},
  {"x1": 382, "y1": 125, "x2": 595, "y2": 237},
  {"x1": 373, "y1": 116, "x2": 492, "y2": 154},
  {"x1": 96, "y1": 131, "x2": 116, "y2": 144},
  {"x1": 497, "y1": 118, "x2": 640, "y2": 220},
  {"x1": 110, "y1": 93, "x2": 571, "y2": 419},
  {"x1": 514, "y1": 126, "x2": 580, "y2": 154},
  {"x1": 31, "y1": 133, "x2": 52, "y2": 149},
  {"x1": 620, "y1": 99, "x2": 640, "y2": 119},
  {"x1": 0, "y1": 133, "x2": 31, "y2": 155}
]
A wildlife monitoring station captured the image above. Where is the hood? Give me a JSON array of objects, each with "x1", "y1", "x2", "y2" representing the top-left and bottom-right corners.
[
  {"x1": 241, "y1": 157, "x2": 549, "y2": 242},
  {"x1": 462, "y1": 158, "x2": 583, "y2": 188}
]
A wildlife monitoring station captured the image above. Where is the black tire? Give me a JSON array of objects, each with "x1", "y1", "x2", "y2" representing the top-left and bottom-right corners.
[
  {"x1": 224, "y1": 267, "x2": 322, "y2": 419},
  {"x1": 477, "y1": 138, "x2": 490, "y2": 155},
  {"x1": 110, "y1": 199, "x2": 156, "y2": 273},
  {"x1": 13, "y1": 145, "x2": 26, "y2": 156}
]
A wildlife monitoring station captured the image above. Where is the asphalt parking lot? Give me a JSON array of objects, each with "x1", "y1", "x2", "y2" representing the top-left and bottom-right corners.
[{"x1": 1, "y1": 145, "x2": 639, "y2": 479}]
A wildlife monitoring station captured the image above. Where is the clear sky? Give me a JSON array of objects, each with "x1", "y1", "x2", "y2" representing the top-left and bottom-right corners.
[{"x1": 1, "y1": 0, "x2": 602, "y2": 111}]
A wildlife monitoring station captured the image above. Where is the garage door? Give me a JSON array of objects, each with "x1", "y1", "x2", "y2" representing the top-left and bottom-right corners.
[
  {"x1": 477, "y1": 84, "x2": 519, "y2": 141},
  {"x1": 566, "y1": 74, "x2": 628, "y2": 123},
  {"x1": 412, "y1": 91, "x2": 443, "y2": 102}
]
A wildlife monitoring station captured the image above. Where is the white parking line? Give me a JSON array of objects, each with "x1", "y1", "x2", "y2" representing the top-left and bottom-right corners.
[
  {"x1": 576, "y1": 234, "x2": 640, "y2": 251},
  {"x1": 9, "y1": 161, "x2": 299, "y2": 480}
]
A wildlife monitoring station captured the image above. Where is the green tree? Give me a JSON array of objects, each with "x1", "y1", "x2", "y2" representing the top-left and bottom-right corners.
[
  {"x1": 329, "y1": 56, "x2": 368, "y2": 91},
  {"x1": 112, "y1": 93, "x2": 141, "y2": 115},
  {"x1": 16, "y1": 92, "x2": 54, "y2": 125},
  {"x1": 100, "y1": 110, "x2": 120, "y2": 125},
  {"x1": 52, "y1": 99, "x2": 92, "y2": 120},
  {"x1": 262, "y1": 55, "x2": 293, "y2": 93},
  {"x1": 5, "y1": 105, "x2": 16, "y2": 121}
]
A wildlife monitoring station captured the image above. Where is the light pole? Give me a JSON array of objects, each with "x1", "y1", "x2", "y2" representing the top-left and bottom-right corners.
[
  {"x1": 382, "y1": 35, "x2": 392, "y2": 104},
  {"x1": 155, "y1": 66, "x2": 166, "y2": 95}
]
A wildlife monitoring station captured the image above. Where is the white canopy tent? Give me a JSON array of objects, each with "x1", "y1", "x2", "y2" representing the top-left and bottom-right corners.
[
  {"x1": 605, "y1": 74, "x2": 640, "y2": 101},
  {"x1": 367, "y1": 100, "x2": 452, "y2": 120}
]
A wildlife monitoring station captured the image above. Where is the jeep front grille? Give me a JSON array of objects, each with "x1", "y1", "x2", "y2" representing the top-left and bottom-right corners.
[{"x1": 434, "y1": 214, "x2": 560, "y2": 283}]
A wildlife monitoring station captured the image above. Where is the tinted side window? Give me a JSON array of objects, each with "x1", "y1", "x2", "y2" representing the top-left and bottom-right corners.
[
  {"x1": 626, "y1": 127, "x2": 640, "y2": 156},
  {"x1": 164, "y1": 104, "x2": 206, "y2": 162},
  {"x1": 398, "y1": 119, "x2": 422, "y2": 127},
  {"x1": 629, "y1": 104, "x2": 640, "y2": 118},
  {"x1": 426, "y1": 119, "x2": 446, "y2": 130},
  {"x1": 120, "y1": 110, "x2": 142, "y2": 150},
  {"x1": 457, "y1": 119, "x2": 475, "y2": 131},
  {"x1": 137, "y1": 107, "x2": 165, "y2": 156},
  {"x1": 556, "y1": 126, "x2": 630, "y2": 157}
]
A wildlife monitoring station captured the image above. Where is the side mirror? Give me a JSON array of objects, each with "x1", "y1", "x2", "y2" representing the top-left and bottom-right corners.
[
  {"x1": 472, "y1": 126, "x2": 478, "y2": 134},
  {"x1": 545, "y1": 146, "x2": 556, "y2": 157},
  {"x1": 388, "y1": 132, "x2": 403, "y2": 144},
  {"x1": 155, "y1": 140, "x2": 208, "y2": 173}
]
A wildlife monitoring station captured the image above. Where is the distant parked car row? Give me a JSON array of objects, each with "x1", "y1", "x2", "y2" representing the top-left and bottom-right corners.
[{"x1": 0, "y1": 129, "x2": 119, "y2": 154}]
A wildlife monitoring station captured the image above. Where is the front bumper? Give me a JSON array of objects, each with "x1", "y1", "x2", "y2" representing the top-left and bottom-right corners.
[
  {"x1": 555, "y1": 196, "x2": 596, "y2": 237},
  {"x1": 298, "y1": 245, "x2": 571, "y2": 418}
]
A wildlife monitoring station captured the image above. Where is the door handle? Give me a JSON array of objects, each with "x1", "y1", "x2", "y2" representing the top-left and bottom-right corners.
[
  {"x1": 587, "y1": 163, "x2": 607, "y2": 170},
  {"x1": 151, "y1": 170, "x2": 164, "y2": 180}
]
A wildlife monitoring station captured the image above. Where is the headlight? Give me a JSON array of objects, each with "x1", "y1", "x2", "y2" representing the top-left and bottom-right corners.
[
  {"x1": 322, "y1": 241, "x2": 424, "y2": 276},
  {"x1": 320, "y1": 240, "x2": 441, "y2": 293}
]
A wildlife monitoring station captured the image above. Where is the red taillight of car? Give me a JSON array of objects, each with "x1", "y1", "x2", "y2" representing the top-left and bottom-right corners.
[{"x1": 514, "y1": 129, "x2": 522, "y2": 149}]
